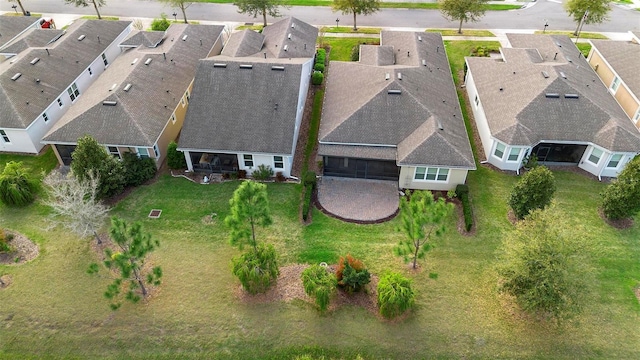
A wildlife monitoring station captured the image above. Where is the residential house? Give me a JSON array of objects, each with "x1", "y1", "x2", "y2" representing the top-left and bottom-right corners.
[
  {"x1": 0, "y1": 19, "x2": 132, "y2": 154},
  {"x1": 318, "y1": 31, "x2": 475, "y2": 191},
  {"x1": 588, "y1": 35, "x2": 640, "y2": 126},
  {"x1": 178, "y1": 17, "x2": 318, "y2": 177},
  {"x1": 0, "y1": 16, "x2": 45, "y2": 59},
  {"x1": 465, "y1": 34, "x2": 640, "y2": 179},
  {"x1": 42, "y1": 24, "x2": 225, "y2": 166}
]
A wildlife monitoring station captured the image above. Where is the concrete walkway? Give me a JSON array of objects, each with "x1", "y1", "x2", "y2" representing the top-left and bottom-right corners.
[{"x1": 317, "y1": 177, "x2": 399, "y2": 222}]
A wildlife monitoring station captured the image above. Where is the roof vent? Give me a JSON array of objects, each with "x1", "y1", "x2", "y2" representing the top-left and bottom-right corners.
[
  {"x1": 437, "y1": 120, "x2": 444, "y2": 130},
  {"x1": 564, "y1": 93, "x2": 579, "y2": 99},
  {"x1": 567, "y1": 56, "x2": 572, "y2": 63},
  {"x1": 102, "y1": 100, "x2": 117, "y2": 106},
  {"x1": 123, "y1": 83, "x2": 132, "y2": 92},
  {"x1": 388, "y1": 89, "x2": 402, "y2": 95},
  {"x1": 213, "y1": 63, "x2": 227, "y2": 68},
  {"x1": 291, "y1": 23, "x2": 295, "y2": 29},
  {"x1": 11, "y1": 73, "x2": 22, "y2": 81},
  {"x1": 559, "y1": 71, "x2": 567, "y2": 79},
  {"x1": 385, "y1": 73, "x2": 390, "y2": 80},
  {"x1": 144, "y1": 58, "x2": 152, "y2": 65},
  {"x1": 131, "y1": 58, "x2": 138, "y2": 65},
  {"x1": 422, "y1": 59, "x2": 426, "y2": 66},
  {"x1": 182, "y1": 35, "x2": 188, "y2": 41},
  {"x1": 109, "y1": 83, "x2": 117, "y2": 91},
  {"x1": 418, "y1": 36, "x2": 422, "y2": 42},
  {"x1": 78, "y1": 34, "x2": 86, "y2": 41},
  {"x1": 397, "y1": 73, "x2": 402, "y2": 80},
  {"x1": 239, "y1": 64, "x2": 253, "y2": 69},
  {"x1": 271, "y1": 66, "x2": 285, "y2": 71},
  {"x1": 541, "y1": 71, "x2": 549, "y2": 78},
  {"x1": 545, "y1": 93, "x2": 560, "y2": 98},
  {"x1": 30, "y1": 57, "x2": 40, "y2": 65},
  {"x1": 288, "y1": 33, "x2": 292, "y2": 40},
  {"x1": 283, "y1": 45, "x2": 288, "y2": 51}
]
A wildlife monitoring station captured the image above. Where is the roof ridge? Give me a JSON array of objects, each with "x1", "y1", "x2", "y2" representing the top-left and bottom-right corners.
[{"x1": 112, "y1": 93, "x2": 153, "y2": 145}]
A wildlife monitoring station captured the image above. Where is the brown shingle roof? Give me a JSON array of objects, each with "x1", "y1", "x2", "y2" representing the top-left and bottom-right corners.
[{"x1": 590, "y1": 40, "x2": 640, "y2": 100}]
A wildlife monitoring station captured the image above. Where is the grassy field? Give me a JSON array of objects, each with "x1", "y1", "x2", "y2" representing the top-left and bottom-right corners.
[
  {"x1": 321, "y1": 38, "x2": 380, "y2": 61},
  {"x1": 576, "y1": 43, "x2": 592, "y2": 58},
  {"x1": 320, "y1": 26, "x2": 381, "y2": 34},
  {"x1": 0, "y1": 147, "x2": 57, "y2": 174},
  {"x1": 427, "y1": 29, "x2": 494, "y2": 37},
  {"x1": 534, "y1": 30, "x2": 608, "y2": 39},
  {"x1": 1, "y1": 42, "x2": 640, "y2": 358}
]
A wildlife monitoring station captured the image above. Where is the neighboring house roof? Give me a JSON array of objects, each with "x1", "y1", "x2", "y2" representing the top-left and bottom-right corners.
[
  {"x1": 319, "y1": 31, "x2": 475, "y2": 169},
  {"x1": 0, "y1": 16, "x2": 40, "y2": 50},
  {"x1": 590, "y1": 39, "x2": 640, "y2": 99},
  {"x1": 0, "y1": 28, "x2": 65, "y2": 55},
  {"x1": 178, "y1": 56, "x2": 309, "y2": 154},
  {"x1": 224, "y1": 17, "x2": 317, "y2": 59},
  {"x1": 0, "y1": 20, "x2": 131, "y2": 129},
  {"x1": 42, "y1": 24, "x2": 224, "y2": 147},
  {"x1": 465, "y1": 34, "x2": 640, "y2": 152},
  {"x1": 119, "y1": 30, "x2": 165, "y2": 48}
]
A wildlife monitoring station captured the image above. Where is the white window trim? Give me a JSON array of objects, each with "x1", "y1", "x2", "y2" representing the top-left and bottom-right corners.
[
  {"x1": 606, "y1": 154, "x2": 623, "y2": 169},
  {"x1": 414, "y1": 167, "x2": 450, "y2": 182},
  {"x1": 610, "y1": 76, "x2": 620, "y2": 94},
  {"x1": 171, "y1": 113, "x2": 176, "y2": 124},
  {"x1": 137, "y1": 147, "x2": 150, "y2": 158},
  {"x1": 492, "y1": 142, "x2": 506, "y2": 161},
  {"x1": 153, "y1": 144, "x2": 160, "y2": 158},
  {"x1": 474, "y1": 94, "x2": 480, "y2": 109},
  {"x1": 0, "y1": 130, "x2": 11, "y2": 143},
  {"x1": 88, "y1": 67, "x2": 93, "y2": 76},
  {"x1": 243, "y1": 154, "x2": 254, "y2": 168},
  {"x1": 42, "y1": 112, "x2": 49, "y2": 123},
  {"x1": 106, "y1": 146, "x2": 121, "y2": 159},
  {"x1": 102, "y1": 53, "x2": 108, "y2": 67},
  {"x1": 185, "y1": 89, "x2": 190, "y2": 104},
  {"x1": 506, "y1": 147, "x2": 522, "y2": 162},
  {"x1": 273, "y1": 156, "x2": 284, "y2": 169},
  {"x1": 181, "y1": 96, "x2": 186, "y2": 107},
  {"x1": 633, "y1": 108, "x2": 640, "y2": 124},
  {"x1": 587, "y1": 147, "x2": 603, "y2": 165},
  {"x1": 57, "y1": 98, "x2": 63, "y2": 108}
]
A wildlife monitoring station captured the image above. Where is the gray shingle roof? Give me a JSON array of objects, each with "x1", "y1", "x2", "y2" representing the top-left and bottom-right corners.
[
  {"x1": 0, "y1": 17, "x2": 40, "y2": 50},
  {"x1": 42, "y1": 24, "x2": 224, "y2": 147},
  {"x1": 465, "y1": 34, "x2": 640, "y2": 152},
  {"x1": 319, "y1": 31, "x2": 475, "y2": 169},
  {"x1": 221, "y1": 29, "x2": 265, "y2": 57},
  {"x1": 257, "y1": 17, "x2": 318, "y2": 59},
  {"x1": 590, "y1": 40, "x2": 640, "y2": 100},
  {"x1": 178, "y1": 57, "x2": 309, "y2": 154},
  {"x1": 0, "y1": 28, "x2": 64, "y2": 55},
  {"x1": 359, "y1": 45, "x2": 394, "y2": 66},
  {"x1": 0, "y1": 20, "x2": 131, "y2": 129},
  {"x1": 317, "y1": 143, "x2": 397, "y2": 160},
  {"x1": 119, "y1": 30, "x2": 165, "y2": 48}
]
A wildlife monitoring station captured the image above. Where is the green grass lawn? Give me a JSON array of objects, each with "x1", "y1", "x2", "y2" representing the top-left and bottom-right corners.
[
  {"x1": 576, "y1": 42, "x2": 592, "y2": 58},
  {"x1": 1, "y1": 41, "x2": 640, "y2": 358},
  {"x1": 0, "y1": 146, "x2": 58, "y2": 174},
  {"x1": 196, "y1": 0, "x2": 521, "y2": 10},
  {"x1": 321, "y1": 37, "x2": 380, "y2": 61},
  {"x1": 427, "y1": 29, "x2": 494, "y2": 37},
  {"x1": 320, "y1": 26, "x2": 381, "y2": 34},
  {"x1": 80, "y1": 15, "x2": 120, "y2": 21},
  {"x1": 534, "y1": 30, "x2": 608, "y2": 39}
]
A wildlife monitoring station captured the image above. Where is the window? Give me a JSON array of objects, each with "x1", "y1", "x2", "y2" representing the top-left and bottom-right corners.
[
  {"x1": 181, "y1": 96, "x2": 186, "y2": 107},
  {"x1": 274, "y1": 156, "x2": 284, "y2": 169},
  {"x1": 185, "y1": 89, "x2": 190, "y2": 103},
  {"x1": 106, "y1": 146, "x2": 120, "y2": 159},
  {"x1": 414, "y1": 167, "x2": 449, "y2": 182},
  {"x1": 610, "y1": 76, "x2": 621, "y2": 94},
  {"x1": 88, "y1": 67, "x2": 93, "y2": 76},
  {"x1": 507, "y1": 147, "x2": 521, "y2": 162},
  {"x1": 57, "y1": 98, "x2": 63, "y2": 107},
  {"x1": 137, "y1": 147, "x2": 150, "y2": 159},
  {"x1": 170, "y1": 113, "x2": 176, "y2": 124},
  {"x1": 607, "y1": 154, "x2": 623, "y2": 168},
  {"x1": 474, "y1": 95, "x2": 480, "y2": 108},
  {"x1": 588, "y1": 147, "x2": 603, "y2": 164},
  {"x1": 493, "y1": 142, "x2": 506, "y2": 160},
  {"x1": 243, "y1": 154, "x2": 254, "y2": 167},
  {"x1": 67, "y1": 83, "x2": 80, "y2": 102},
  {"x1": 42, "y1": 112, "x2": 49, "y2": 123},
  {"x1": 153, "y1": 144, "x2": 160, "y2": 158},
  {"x1": 102, "y1": 53, "x2": 108, "y2": 66},
  {"x1": 0, "y1": 130, "x2": 10, "y2": 143},
  {"x1": 633, "y1": 109, "x2": 640, "y2": 124}
]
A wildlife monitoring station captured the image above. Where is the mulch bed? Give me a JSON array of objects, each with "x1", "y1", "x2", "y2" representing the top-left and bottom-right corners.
[
  {"x1": 598, "y1": 208, "x2": 634, "y2": 229},
  {"x1": 0, "y1": 230, "x2": 39, "y2": 266}
]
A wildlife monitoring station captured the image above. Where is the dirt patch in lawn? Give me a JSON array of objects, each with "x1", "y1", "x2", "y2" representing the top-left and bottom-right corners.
[
  {"x1": 0, "y1": 230, "x2": 39, "y2": 266},
  {"x1": 0, "y1": 274, "x2": 12, "y2": 289},
  {"x1": 236, "y1": 264, "x2": 382, "y2": 317},
  {"x1": 635, "y1": 285, "x2": 640, "y2": 304}
]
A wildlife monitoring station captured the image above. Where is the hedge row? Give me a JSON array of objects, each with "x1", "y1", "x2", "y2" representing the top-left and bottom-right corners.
[{"x1": 456, "y1": 184, "x2": 473, "y2": 232}]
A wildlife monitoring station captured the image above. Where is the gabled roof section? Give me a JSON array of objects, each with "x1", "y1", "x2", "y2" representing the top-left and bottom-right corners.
[
  {"x1": 359, "y1": 45, "x2": 395, "y2": 66},
  {"x1": 43, "y1": 24, "x2": 224, "y2": 147},
  {"x1": 590, "y1": 40, "x2": 640, "y2": 99},
  {"x1": 258, "y1": 17, "x2": 318, "y2": 59},
  {"x1": 0, "y1": 20, "x2": 131, "y2": 129},
  {"x1": 466, "y1": 34, "x2": 640, "y2": 152},
  {"x1": 221, "y1": 29, "x2": 265, "y2": 57},
  {"x1": 319, "y1": 31, "x2": 475, "y2": 169},
  {"x1": 178, "y1": 56, "x2": 309, "y2": 154},
  {"x1": 120, "y1": 30, "x2": 165, "y2": 48},
  {"x1": 0, "y1": 16, "x2": 41, "y2": 50},
  {"x1": 0, "y1": 28, "x2": 65, "y2": 55}
]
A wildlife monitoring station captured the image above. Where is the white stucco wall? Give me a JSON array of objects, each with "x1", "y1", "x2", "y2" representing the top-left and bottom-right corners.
[
  {"x1": 290, "y1": 58, "x2": 314, "y2": 156},
  {"x1": 579, "y1": 145, "x2": 637, "y2": 179},
  {"x1": 183, "y1": 150, "x2": 293, "y2": 178},
  {"x1": 464, "y1": 68, "x2": 493, "y2": 160},
  {"x1": 399, "y1": 166, "x2": 469, "y2": 191}
]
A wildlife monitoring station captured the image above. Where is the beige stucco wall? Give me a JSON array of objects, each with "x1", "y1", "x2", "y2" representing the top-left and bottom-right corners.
[
  {"x1": 399, "y1": 167, "x2": 468, "y2": 191},
  {"x1": 613, "y1": 84, "x2": 640, "y2": 120},
  {"x1": 154, "y1": 82, "x2": 193, "y2": 167},
  {"x1": 589, "y1": 51, "x2": 615, "y2": 89},
  {"x1": 589, "y1": 49, "x2": 640, "y2": 123}
]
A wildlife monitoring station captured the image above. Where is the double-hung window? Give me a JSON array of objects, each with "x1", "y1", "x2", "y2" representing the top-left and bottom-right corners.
[
  {"x1": 42, "y1": 112, "x2": 49, "y2": 123},
  {"x1": 588, "y1": 147, "x2": 603, "y2": 165},
  {"x1": 414, "y1": 167, "x2": 449, "y2": 182},
  {"x1": 274, "y1": 156, "x2": 284, "y2": 169},
  {"x1": 493, "y1": 142, "x2": 506, "y2": 160},
  {"x1": 243, "y1": 154, "x2": 254, "y2": 167},
  {"x1": 607, "y1": 154, "x2": 623, "y2": 168},
  {"x1": 153, "y1": 144, "x2": 160, "y2": 158},
  {"x1": 57, "y1": 98, "x2": 63, "y2": 107},
  {"x1": 507, "y1": 147, "x2": 521, "y2": 162},
  {"x1": 0, "y1": 130, "x2": 10, "y2": 143},
  {"x1": 107, "y1": 146, "x2": 120, "y2": 159},
  {"x1": 610, "y1": 76, "x2": 621, "y2": 94},
  {"x1": 67, "y1": 83, "x2": 80, "y2": 102},
  {"x1": 137, "y1": 147, "x2": 150, "y2": 159},
  {"x1": 102, "y1": 53, "x2": 108, "y2": 66}
]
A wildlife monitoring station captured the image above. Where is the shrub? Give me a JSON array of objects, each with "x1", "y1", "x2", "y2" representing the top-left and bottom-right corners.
[
  {"x1": 508, "y1": 166, "x2": 556, "y2": 220},
  {"x1": 275, "y1": 172, "x2": 286, "y2": 182},
  {"x1": 231, "y1": 243, "x2": 279, "y2": 294},
  {"x1": 523, "y1": 153, "x2": 538, "y2": 169},
  {"x1": 456, "y1": 184, "x2": 473, "y2": 231},
  {"x1": 237, "y1": 170, "x2": 247, "y2": 179},
  {"x1": 122, "y1": 152, "x2": 156, "y2": 187},
  {"x1": 311, "y1": 71, "x2": 324, "y2": 85},
  {"x1": 301, "y1": 264, "x2": 337, "y2": 312},
  {"x1": 0, "y1": 229, "x2": 10, "y2": 253},
  {"x1": 151, "y1": 13, "x2": 170, "y2": 31},
  {"x1": 350, "y1": 45, "x2": 360, "y2": 61},
  {"x1": 601, "y1": 156, "x2": 640, "y2": 220},
  {"x1": 316, "y1": 48, "x2": 326, "y2": 64},
  {"x1": 314, "y1": 63, "x2": 325, "y2": 73},
  {"x1": 377, "y1": 272, "x2": 415, "y2": 319},
  {"x1": 252, "y1": 164, "x2": 274, "y2": 181},
  {"x1": 302, "y1": 185, "x2": 313, "y2": 221},
  {"x1": 71, "y1": 135, "x2": 125, "y2": 200},
  {"x1": 0, "y1": 161, "x2": 39, "y2": 207},
  {"x1": 303, "y1": 171, "x2": 317, "y2": 188},
  {"x1": 455, "y1": 184, "x2": 469, "y2": 197},
  {"x1": 336, "y1": 254, "x2": 370, "y2": 293},
  {"x1": 167, "y1": 141, "x2": 187, "y2": 169}
]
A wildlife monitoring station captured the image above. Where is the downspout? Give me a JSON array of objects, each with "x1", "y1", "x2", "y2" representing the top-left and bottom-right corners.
[{"x1": 597, "y1": 153, "x2": 612, "y2": 181}]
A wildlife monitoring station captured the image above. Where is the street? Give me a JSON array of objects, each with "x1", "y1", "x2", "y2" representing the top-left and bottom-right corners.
[{"x1": 0, "y1": 0, "x2": 638, "y2": 32}]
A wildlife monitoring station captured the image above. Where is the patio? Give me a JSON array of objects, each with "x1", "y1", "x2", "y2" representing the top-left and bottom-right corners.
[{"x1": 189, "y1": 152, "x2": 238, "y2": 173}]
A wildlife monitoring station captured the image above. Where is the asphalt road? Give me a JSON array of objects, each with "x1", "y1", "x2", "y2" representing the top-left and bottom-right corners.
[{"x1": 1, "y1": 0, "x2": 639, "y2": 32}]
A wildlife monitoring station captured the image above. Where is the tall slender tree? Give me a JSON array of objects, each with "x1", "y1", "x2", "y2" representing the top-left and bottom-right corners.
[
  {"x1": 225, "y1": 180, "x2": 273, "y2": 251},
  {"x1": 395, "y1": 191, "x2": 452, "y2": 269},
  {"x1": 332, "y1": 0, "x2": 380, "y2": 31},
  {"x1": 233, "y1": 0, "x2": 288, "y2": 27},
  {"x1": 438, "y1": 0, "x2": 488, "y2": 34},
  {"x1": 564, "y1": 0, "x2": 613, "y2": 35},
  {"x1": 7, "y1": 0, "x2": 28, "y2": 15},
  {"x1": 158, "y1": 0, "x2": 191, "y2": 24},
  {"x1": 64, "y1": 0, "x2": 105, "y2": 20}
]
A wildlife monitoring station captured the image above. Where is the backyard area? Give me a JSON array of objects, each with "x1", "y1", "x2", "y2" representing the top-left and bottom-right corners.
[{"x1": 0, "y1": 40, "x2": 639, "y2": 359}]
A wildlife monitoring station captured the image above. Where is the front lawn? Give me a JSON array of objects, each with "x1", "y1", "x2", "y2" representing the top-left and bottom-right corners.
[
  {"x1": 321, "y1": 37, "x2": 380, "y2": 61},
  {"x1": 427, "y1": 29, "x2": 494, "y2": 37},
  {"x1": 0, "y1": 146, "x2": 58, "y2": 174}
]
